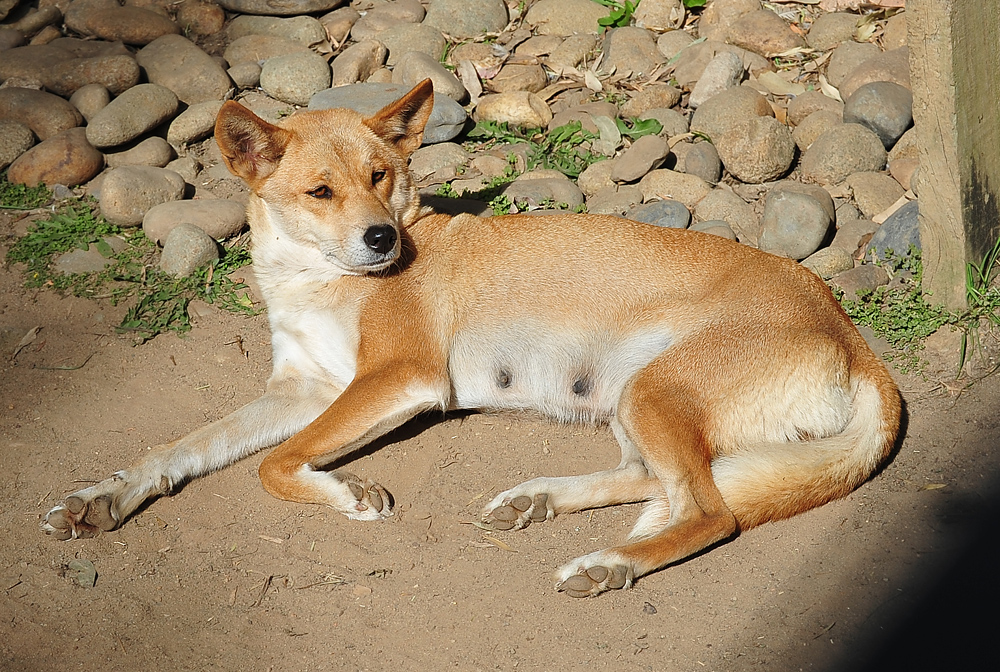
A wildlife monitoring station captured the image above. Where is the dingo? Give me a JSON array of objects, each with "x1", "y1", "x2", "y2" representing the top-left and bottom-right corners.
[{"x1": 43, "y1": 80, "x2": 901, "y2": 597}]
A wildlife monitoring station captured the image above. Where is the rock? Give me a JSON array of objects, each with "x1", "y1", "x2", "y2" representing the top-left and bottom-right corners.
[
  {"x1": 889, "y1": 158, "x2": 918, "y2": 191},
  {"x1": 223, "y1": 34, "x2": 310, "y2": 66},
  {"x1": 634, "y1": 0, "x2": 685, "y2": 32},
  {"x1": 137, "y1": 35, "x2": 233, "y2": 105},
  {"x1": 787, "y1": 89, "x2": 843, "y2": 125},
  {"x1": 228, "y1": 62, "x2": 262, "y2": 89},
  {"x1": 75, "y1": 6, "x2": 180, "y2": 45},
  {"x1": 612, "y1": 135, "x2": 669, "y2": 183},
  {"x1": 727, "y1": 9, "x2": 805, "y2": 58},
  {"x1": 830, "y1": 264, "x2": 889, "y2": 299},
  {"x1": 517, "y1": 35, "x2": 565, "y2": 58},
  {"x1": 0, "y1": 44, "x2": 70, "y2": 83},
  {"x1": 99, "y1": 166, "x2": 187, "y2": 227},
  {"x1": 586, "y1": 185, "x2": 642, "y2": 216},
  {"x1": 260, "y1": 51, "x2": 331, "y2": 106},
  {"x1": 577, "y1": 159, "x2": 618, "y2": 197},
  {"x1": 758, "y1": 188, "x2": 833, "y2": 260},
  {"x1": 656, "y1": 29, "x2": 695, "y2": 61},
  {"x1": 882, "y1": 12, "x2": 908, "y2": 51},
  {"x1": 175, "y1": 0, "x2": 226, "y2": 37},
  {"x1": 392, "y1": 51, "x2": 468, "y2": 101},
  {"x1": 690, "y1": 220, "x2": 737, "y2": 240},
  {"x1": 771, "y1": 180, "x2": 836, "y2": 223},
  {"x1": 549, "y1": 102, "x2": 619, "y2": 133},
  {"x1": 792, "y1": 109, "x2": 841, "y2": 152},
  {"x1": 715, "y1": 116, "x2": 796, "y2": 184},
  {"x1": 801, "y1": 246, "x2": 854, "y2": 279},
  {"x1": 826, "y1": 40, "x2": 879, "y2": 88},
  {"x1": 106, "y1": 136, "x2": 174, "y2": 168},
  {"x1": 693, "y1": 187, "x2": 758, "y2": 244},
  {"x1": 525, "y1": 0, "x2": 607, "y2": 36},
  {"x1": 0, "y1": 88, "x2": 83, "y2": 140},
  {"x1": 423, "y1": 0, "x2": 508, "y2": 40},
  {"x1": 164, "y1": 156, "x2": 201, "y2": 184},
  {"x1": 503, "y1": 178, "x2": 584, "y2": 210},
  {"x1": 672, "y1": 40, "x2": 771, "y2": 89},
  {"x1": 409, "y1": 143, "x2": 469, "y2": 183},
  {"x1": 639, "y1": 107, "x2": 688, "y2": 137},
  {"x1": 842, "y1": 81, "x2": 913, "y2": 150},
  {"x1": 143, "y1": 199, "x2": 246, "y2": 244},
  {"x1": 351, "y1": 12, "x2": 407, "y2": 42},
  {"x1": 620, "y1": 85, "x2": 682, "y2": 118},
  {"x1": 159, "y1": 222, "x2": 219, "y2": 277},
  {"x1": 0, "y1": 120, "x2": 34, "y2": 171},
  {"x1": 548, "y1": 34, "x2": 597, "y2": 71},
  {"x1": 214, "y1": 0, "x2": 342, "y2": 16},
  {"x1": 226, "y1": 15, "x2": 326, "y2": 45},
  {"x1": 52, "y1": 236, "x2": 127, "y2": 275},
  {"x1": 309, "y1": 83, "x2": 468, "y2": 144},
  {"x1": 41, "y1": 54, "x2": 140, "y2": 97},
  {"x1": 7, "y1": 127, "x2": 103, "y2": 187},
  {"x1": 698, "y1": 0, "x2": 761, "y2": 43},
  {"x1": 800, "y1": 123, "x2": 887, "y2": 185},
  {"x1": 602, "y1": 27, "x2": 664, "y2": 78},
  {"x1": 868, "y1": 199, "x2": 919, "y2": 262},
  {"x1": 806, "y1": 12, "x2": 859, "y2": 51},
  {"x1": 629, "y1": 199, "x2": 690, "y2": 229},
  {"x1": 0, "y1": 27, "x2": 26, "y2": 50},
  {"x1": 684, "y1": 142, "x2": 722, "y2": 184},
  {"x1": 167, "y1": 100, "x2": 224, "y2": 146},
  {"x1": 475, "y1": 91, "x2": 552, "y2": 129},
  {"x1": 838, "y1": 47, "x2": 910, "y2": 99},
  {"x1": 847, "y1": 172, "x2": 905, "y2": 220},
  {"x1": 85, "y1": 83, "x2": 178, "y2": 149},
  {"x1": 320, "y1": 7, "x2": 361, "y2": 45},
  {"x1": 332, "y1": 40, "x2": 387, "y2": 86},
  {"x1": 69, "y1": 84, "x2": 111, "y2": 122},
  {"x1": 377, "y1": 23, "x2": 447, "y2": 66},
  {"x1": 638, "y1": 169, "x2": 712, "y2": 209},
  {"x1": 830, "y1": 217, "x2": 877, "y2": 254},
  {"x1": 689, "y1": 51, "x2": 744, "y2": 109},
  {"x1": 690, "y1": 85, "x2": 772, "y2": 141},
  {"x1": 489, "y1": 64, "x2": 548, "y2": 94}
]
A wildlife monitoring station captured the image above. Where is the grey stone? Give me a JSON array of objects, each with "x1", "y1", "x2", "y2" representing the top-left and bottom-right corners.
[
  {"x1": 137, "y1": 35, "x2": 232, "y2": 105},
  {"x1": 715, "y1": 116, "x2": 796, "y2": 184},
  {"x1": 792, "y1": 109, "x2": 841, "y2": 152},
  {"x1": 868, "y1": 199, "x2": 919, "y2": 262},
  {"x1": 377, "y1": 23, "x2": 447, "y2": 66},
  {"x1": 309, "y1": 83, "x2": 468, "y2": 144},
  {"x1": 71, "y1": 6, "x2": 180, "y2": 46},
  {"x1": 577, "y1": 159, "x2": 618, "y2": 197},
  {"x1": 838, "y1": 46, "x2": 910, "y2": 99},
  {"x1": 548, "y1": 34, "x2": 597, "y2": 71},
  {"x1": 260, "y1": 51, "x2": 331, "y2": 106},
  {"x1": 690, "y1": 220, "x2": 737, "y2": 240},
  {"x1": 222, "y1": 35, "x2": 310, "y2": 67},
  {"x1": 693, "y1": 187, "x2": 758, "y2": 244},
  {"x1": 656, "y1": 29, "x2": 695, "y2": 61},
  {"x1": 53, "y1": 236, "x2": 128, "y2": 275},
  {"x1": 475, "y1": 92, "x2": 552, "y2": 129},
  {"x1": 727, "y1": 9, "x2": 805, "y2": 59},
  {"x1": 689, "y1": 51, "x2": 744, "y2": 109},
  {"x1": 690, "y1": 85, "x2": 772, "y2": 142},
  {"x1": 226, "y1": 15, "x2": 326, "y2": 45},
  {"x1": 503, "y1": 177, "x2": 584, "y2": 210},
  {"x1": 586, "y1": 185, "x2": 642, "y2": 216},
  {"x1": 525, "y1": 0, "x2": 607, "y2": 36},
  {"x1": 392, "y1": 51, "x2": 468, "y2": 102},
  {"x1": 831, "y1": 263, "x2": 889, "y2": 299},
  {"x1": 842, "y1": 81, "x2": 913, "y2": 150},
  {"x1": 684, "y1": 142, "x2": 722, "y2": 184},
  {"x1": 639, "y1": 108, "x2": 688, "y2": 137},
  {"x1": 0, "y1": 87, "x2": 83, "y2": 140},
  {"x1": 489, "y1": 64, "x2": 548, "y2": 94},
  {"x1": 228, "y1": 62, "x2": 262, "y2": 89},
  {"x1": 143, "y1": 199, "x2": 247, "y2": 244},
  {"x1": 0, "y1": 120, "x2": 35, "y2": 171},
  {"x1": 106, "y1": 137, "x2": 175, "y2": 168},
  {"x1": 159, "y1": 223, "x2": 219, "y2": 278},
  {"x1": 602, "y1": 27, "x2": 664, "y2": 78},
  {"x1": 830, "y1": 217, "x2": 878, "y2": 254},
  {"x1": 801, "y1": 123, "x2": 887, "y2": 185},
  {"x1": 787, "y1": 89, "x2": 844, "y2": 126},
  {"x1": 214, "y1": 0, "x2": 343, "y2": 16},
  {"x1": 69, "y1": 84, "x2": 111, "y2": 122},
  {"x1": 620, "y1": 85, "x2": 682, "y2": 118},
  {"x1": 99, "y1": 166, "x2": 187, "y2": 227},
  {"x1": 331, "y1": 40, "x2": 387, "y2": 86},
  {"x1": 409, "y1": 143, "x2": 470, "y2": 183},
  {"x1": 42, "y1": 54, "x2": 140, "y2": 97},
  {"x1": 634, "y1": 0, "x2": 685, "y2": 32},
  {"x1": 628, "y1": 199, "x2": 690, "y2": 229},
  {"x1": 612, "y1": 135, "x2": 669, "y2": 183},
  {"x1": 697, "y1": 0, "x2": 762, "y2": 43},
  {"x1": 423, "y1": 0, "x2": 508, "y2": 40},
  {"x1": 826, "y1": 40, "x2": 879, "y2": 88},
  {"x1": 167, "y1": 101, "x2": 225, "y2": 146},
  {"x1": 85, "y1": 83, "x2": 178, "y2": 149},
  {"x1": 801, "y1": 246, "x2": 855, "y2": 280},
  {"x1": 846, "y1": 171, "x2": 905, "y2": 220},
  {"x1": 806, "y1": 12, "x2": 859, "y2": 51},
  {"x1": 320, "y1": 7, "x2": 361, "y2": 45},
  {"x1": 638, "y1": 169, "x2": 712, "y2": 209},
  {"x1": 759, "y1": 189, "x2": 832, "y2": 260}
]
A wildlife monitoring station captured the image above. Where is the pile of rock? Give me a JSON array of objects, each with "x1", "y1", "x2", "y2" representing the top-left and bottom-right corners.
[{"x1": 0, "y1": 0, "x2": 918, "y2": 294}]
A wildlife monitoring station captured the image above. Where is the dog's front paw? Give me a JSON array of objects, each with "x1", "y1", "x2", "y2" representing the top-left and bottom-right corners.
[
  {"x1": 41, "y1": 484, "x2": 122, "y2": 540},
  {"x1": 555, "y1": 553, "x2": 633, "y2": 598},
  {"x1": 339, "y1": 472, "x2": 393, "y2": 521},
  {"x1": 482, "y1": 492, "x2": 550, "y2": 531}
]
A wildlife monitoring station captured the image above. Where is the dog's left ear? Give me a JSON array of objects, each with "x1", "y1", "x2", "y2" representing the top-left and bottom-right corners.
[{"x1": 364, "y1": 79, "x2": 435, "y2": 156}]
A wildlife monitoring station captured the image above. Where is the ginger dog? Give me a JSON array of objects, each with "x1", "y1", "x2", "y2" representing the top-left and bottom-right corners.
[{"x1": 42, "y1": 80, "x2": 901, "y2": 597}]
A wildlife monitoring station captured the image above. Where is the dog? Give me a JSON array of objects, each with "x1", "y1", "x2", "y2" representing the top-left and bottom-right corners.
[{"x1": 42, "y1": 80, "x2": 901, "y2": 597}]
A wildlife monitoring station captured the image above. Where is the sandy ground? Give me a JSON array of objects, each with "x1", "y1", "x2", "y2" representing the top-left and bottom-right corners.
[{"x1": 1, "y1": 207, "x2": 998, "y2": 671}]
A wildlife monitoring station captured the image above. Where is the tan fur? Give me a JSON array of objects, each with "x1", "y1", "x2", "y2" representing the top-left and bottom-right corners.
[{"x1": 42, "y1": 80, "x2": 901, "y2": 597}]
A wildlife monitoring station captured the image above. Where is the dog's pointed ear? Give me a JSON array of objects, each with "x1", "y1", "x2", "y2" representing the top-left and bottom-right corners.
[
  {"x1": 364, "y1": 79, "x2": 435, "y2": 156},
  {"x1": 215, "y1": 101, "x2": 293, "y2": 186}
]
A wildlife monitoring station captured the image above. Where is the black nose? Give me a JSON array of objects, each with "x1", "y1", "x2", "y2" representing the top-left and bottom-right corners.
[{"x1": 363, "y1": 225, "x2": 397, "y2": 254}]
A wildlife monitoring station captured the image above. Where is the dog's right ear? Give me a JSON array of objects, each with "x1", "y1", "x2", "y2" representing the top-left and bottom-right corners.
[{"x1": 215, "y1": 101, "x2": 292, "y2": 186}]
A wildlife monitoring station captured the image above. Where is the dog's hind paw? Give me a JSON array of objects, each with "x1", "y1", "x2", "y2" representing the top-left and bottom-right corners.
[
  {"x1": 555, "y1": 554, "x2": 633, "y2": 598},
  {"x1": 340, "y1": 472, "x2": 393, "y2": 521},
  {"x1": 482, "y1": 492, "x2": 550, "y2": 531}
]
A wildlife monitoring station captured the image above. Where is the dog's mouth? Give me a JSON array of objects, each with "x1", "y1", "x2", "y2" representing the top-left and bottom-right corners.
[{"x1": 321, "y1": 247, "x2": 398, "y2": 275}]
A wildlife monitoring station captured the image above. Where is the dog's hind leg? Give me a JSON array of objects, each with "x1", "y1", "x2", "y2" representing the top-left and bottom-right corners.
[
  {"x1": 481, "y1": 419, "x2": 663, "y2": 530},
  {"x1": 41, "y1": 378, "x2": 341, "y2": 539},
  {"x1": 554, "y1": 359, "x2": 738, "y2": 597}
]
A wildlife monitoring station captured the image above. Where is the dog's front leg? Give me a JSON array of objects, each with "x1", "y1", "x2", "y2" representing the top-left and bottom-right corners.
[
  {"x1": 41, "y1": 379, "x2": 341, "y2": 539},
  {"x1": 258, "y1": 363, "x2": 448, "y2": 520}
]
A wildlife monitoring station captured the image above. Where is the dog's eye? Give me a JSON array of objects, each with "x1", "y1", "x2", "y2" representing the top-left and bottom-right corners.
[
  {"x1": 308, "y1": 185, "x2": 332, "y2": 199},
  {"x1": 371, "y1": 169, "x2": 386, "y2": 185}
]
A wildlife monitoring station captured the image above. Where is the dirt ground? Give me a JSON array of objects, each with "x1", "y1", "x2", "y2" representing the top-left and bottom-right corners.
[{"x1": 1, "y1": 208, "x2": 998, "y2": 672}]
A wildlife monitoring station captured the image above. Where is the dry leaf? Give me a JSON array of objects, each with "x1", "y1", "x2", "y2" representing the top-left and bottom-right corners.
[
  {"x1": 920, "y1": 483, "x2": 947, "y2": 491},
  {"x1": 482, "y1": 535, "x2": 517, "y2": 552},
  {"x1": 818, "y1": 74, "x2": 843, "y2": 102},
  {"x1": 584, "y1": 69, "x2": 603, "y2": 93},
  {"x1": 10, "y1": 326, "x2": 40, "y2": 361}
]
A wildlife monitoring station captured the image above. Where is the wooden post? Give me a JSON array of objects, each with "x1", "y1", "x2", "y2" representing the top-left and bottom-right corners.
[{"x1": 909, "y1": 0, "x2": 1000, "y2": 310}]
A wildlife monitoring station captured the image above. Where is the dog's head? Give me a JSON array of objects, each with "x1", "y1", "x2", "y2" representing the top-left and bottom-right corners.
[{"x1": 215, "y1": 80, "x2": 434, "y2": 274}]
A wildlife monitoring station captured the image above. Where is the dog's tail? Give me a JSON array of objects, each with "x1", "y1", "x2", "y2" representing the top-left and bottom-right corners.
[{"x1": 710, "y1": 369, "x2": 901, "y2": 530}]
